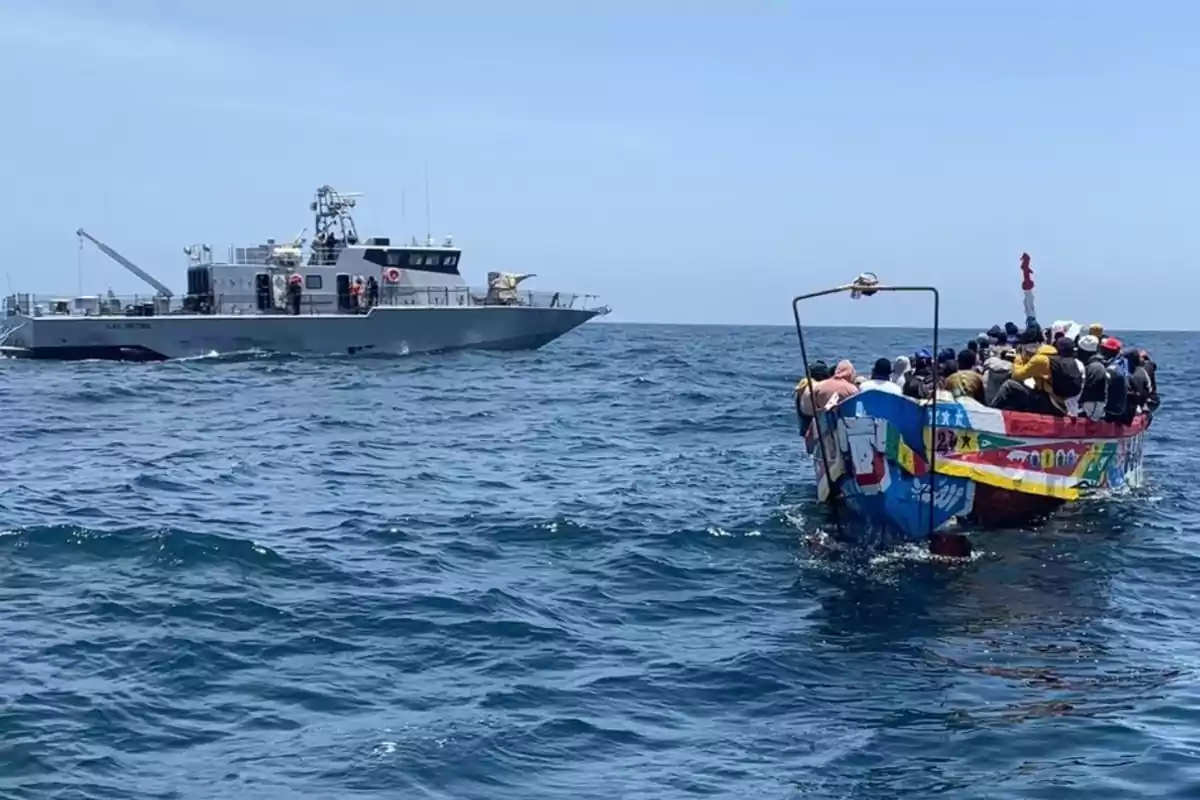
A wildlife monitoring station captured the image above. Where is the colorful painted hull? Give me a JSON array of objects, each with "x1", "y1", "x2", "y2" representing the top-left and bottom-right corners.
[{"x1": 803, "y1": 390, "x2": 1148, "y2": 547}]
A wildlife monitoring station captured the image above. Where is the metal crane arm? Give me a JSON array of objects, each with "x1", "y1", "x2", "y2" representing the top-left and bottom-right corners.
[{"x1": 76, "y1": 228, "x2": 174, "y2": 298}]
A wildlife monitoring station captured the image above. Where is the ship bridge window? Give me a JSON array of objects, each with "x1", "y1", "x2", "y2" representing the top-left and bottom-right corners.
[
  {"x1": 365, "y1": 248, "x2": 460, "y2": 275},
  {"x1": 306, "y1": 274, "x2": 323, "y2": 290}
]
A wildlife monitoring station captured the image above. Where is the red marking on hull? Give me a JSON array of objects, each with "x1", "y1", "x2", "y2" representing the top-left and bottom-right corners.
[
  {"x1": 946, "y1": 441, "x2": 1092, "y2": 477},
  {"x1": 1000, "y1": 411, "x2": 1148, "y2": 439},
  {"x1": 854, "y1": 452, "x2": 887, "y2": 487}
]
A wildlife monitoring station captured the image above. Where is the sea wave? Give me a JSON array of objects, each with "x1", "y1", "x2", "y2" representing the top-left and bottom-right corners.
[{"x1": 1, "y1": 324, "x2": 1198, "y2": 798}]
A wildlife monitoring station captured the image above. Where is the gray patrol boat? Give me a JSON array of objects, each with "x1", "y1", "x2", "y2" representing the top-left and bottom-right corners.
[{"x1": 0, "y1": 185, "x2": 608, "y2": 361}]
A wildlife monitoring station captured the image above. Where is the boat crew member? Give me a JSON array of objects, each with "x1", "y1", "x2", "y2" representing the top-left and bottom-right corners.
[
  {"x1": 287, "y1": 274, "x2": 303, "y2": 315},
  {"x1": 366, "y1": 275, "x2": 379, "y2": 308}
]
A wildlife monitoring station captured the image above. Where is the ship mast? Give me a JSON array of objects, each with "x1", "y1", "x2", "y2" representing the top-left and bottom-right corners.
[{"x1": 309, "y1": 186, "x2": 362, "y2": 265}]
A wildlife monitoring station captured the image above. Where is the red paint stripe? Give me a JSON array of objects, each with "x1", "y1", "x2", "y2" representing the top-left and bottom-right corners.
[{"x1": 1000, "y1": 411, "x2": 1148, "y2": 439}]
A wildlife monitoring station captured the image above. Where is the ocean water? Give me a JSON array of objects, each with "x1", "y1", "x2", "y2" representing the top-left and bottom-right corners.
[{"x1": 1, "y1": 322, "x2": 1198, "y2": 799}]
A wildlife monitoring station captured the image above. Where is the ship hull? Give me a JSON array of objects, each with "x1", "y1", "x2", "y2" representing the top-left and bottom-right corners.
[
  {"x1": 803, "y1": 389, "x2": 1148, "y2": 550},
  {"x1": 0, "y1": 305, "x2": 603, "y2": 361}
]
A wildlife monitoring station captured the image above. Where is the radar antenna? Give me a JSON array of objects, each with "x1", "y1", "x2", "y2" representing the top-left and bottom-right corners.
[{"x1": 308, "y1": 185, "x2": 362, "y2": 266}]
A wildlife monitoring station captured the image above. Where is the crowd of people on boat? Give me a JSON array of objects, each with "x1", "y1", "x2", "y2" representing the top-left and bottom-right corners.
[{"x1": 795, "y1": 320, "x2": 1160, "y2": 428}]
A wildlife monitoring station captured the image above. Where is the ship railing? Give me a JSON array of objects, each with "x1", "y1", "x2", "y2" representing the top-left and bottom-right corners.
[
  {"x1": 3, "y1": 287, "x2": 607, "y2": 318},
  {"x1": 373, "y1": 286, "x2": 605, "y2": 311},
  {"x1": 3, "y1": 293, "x2": 186, "y2": 317}
]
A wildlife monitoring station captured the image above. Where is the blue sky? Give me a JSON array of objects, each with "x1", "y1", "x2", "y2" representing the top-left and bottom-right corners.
[{"x1": 2, "y1": 0, "x2": 1198, "y2": 328}]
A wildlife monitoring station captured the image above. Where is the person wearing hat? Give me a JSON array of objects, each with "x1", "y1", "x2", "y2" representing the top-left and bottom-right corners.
[
  {"x1": 1076, "y1": 334, "x2": 1108, "y2": 420},
  {"x1": 890, "y1": 355, "x2": 912, "y2": 388},
  {"x1": 903, "y1": 349, "x2": 937, "y2": 400},
  {"x1": 936, "y1": 347, "x2": 958, "y2": 380},
  {"x1": 1098, "y1": 337, "x2": 1129, "y2": 422}
]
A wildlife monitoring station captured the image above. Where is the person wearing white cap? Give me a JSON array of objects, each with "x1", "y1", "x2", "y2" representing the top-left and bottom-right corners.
[{"x1": 1076, "y1": 334, "x2": 1108, "y2": 420}]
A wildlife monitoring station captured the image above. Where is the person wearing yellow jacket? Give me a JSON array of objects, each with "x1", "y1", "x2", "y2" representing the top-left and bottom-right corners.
[{"x1": 989, "y1": 334, "x2": 1082, "y2": 416}]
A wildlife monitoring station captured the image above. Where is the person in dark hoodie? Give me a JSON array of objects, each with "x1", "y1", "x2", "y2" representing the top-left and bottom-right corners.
[
  {"x1": 1099, "y1": 337, "x2": 1128, "y2": 423},
  {"x1": 1139, "y1": 350, "x2": 1161, "y2": 414},
  {"x1": 1004, "y1": 321, "x2": 1020, "y2": 346},
  {"x1": 1075, "y1": 334, "x2": 1108, "y2": 420},
  {"x1": 936, "y1": 347, "x2": 958, "y2": 380},
  {"x1": 1054, "y1": 335, "x2": 1085, "y2": 416},
  {"x1": 1124, "y1": 349, "x2": 1154, "y2": 423},
  {"x1": 903, "y1": 349, "x2": 937, "y2": 400}
]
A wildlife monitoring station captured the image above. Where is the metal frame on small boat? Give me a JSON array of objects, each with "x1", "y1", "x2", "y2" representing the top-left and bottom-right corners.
[
  {"x1": 792, "y1": 277, "x2": 942, "y2": 543},
  {"x1": 790, "y1": 276, "x2": 1148, "y2": 555}
]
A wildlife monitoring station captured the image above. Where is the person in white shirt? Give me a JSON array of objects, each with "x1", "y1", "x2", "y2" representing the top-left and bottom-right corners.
[{"x1": 859, "y1": 357, "x2": 903, "y2": 395}]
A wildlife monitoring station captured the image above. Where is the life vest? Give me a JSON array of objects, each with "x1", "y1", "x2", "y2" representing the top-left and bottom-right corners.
[{"x1": 1048, "y1": 354, "x2": 1083, "y2": 399}]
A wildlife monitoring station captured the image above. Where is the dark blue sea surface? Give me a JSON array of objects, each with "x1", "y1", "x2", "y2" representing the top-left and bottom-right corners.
[{"x1": 2, "y1": 323, "x2": 1198, "y2": 799}]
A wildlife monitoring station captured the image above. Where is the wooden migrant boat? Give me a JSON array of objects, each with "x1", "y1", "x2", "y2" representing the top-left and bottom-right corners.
[{"x1": 792, "y1": 271, "x2": 1149, "y2": 556}]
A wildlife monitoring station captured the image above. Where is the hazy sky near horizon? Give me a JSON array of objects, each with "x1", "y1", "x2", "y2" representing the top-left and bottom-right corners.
[{"x1": 2, "y1": 1, "x2": 1198, "y2": 329}]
